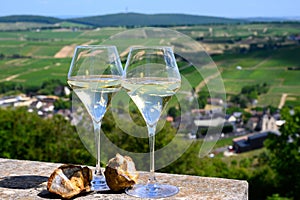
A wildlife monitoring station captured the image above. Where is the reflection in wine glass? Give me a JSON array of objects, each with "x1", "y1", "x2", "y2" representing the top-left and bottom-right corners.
[
  {"x1": 67, "y1": 45, "x2": 123, "y2": 191},
  {"x1": 123, "y1": 46, "x2": 181, "y2": 198}
]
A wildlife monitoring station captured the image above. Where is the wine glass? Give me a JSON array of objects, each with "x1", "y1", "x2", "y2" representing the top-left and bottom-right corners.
[
  {"x1": 67, "y1": 45, "x2": 123, "y2": 191},
  {"x1": 122, "y1": 46, "x2": 181, "y2": 198}
]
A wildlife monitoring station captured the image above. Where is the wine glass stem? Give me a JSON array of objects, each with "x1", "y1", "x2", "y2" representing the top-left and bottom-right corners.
[
  {"x1": 148, "y1": 124, "x2": 157, "y2": 184},
  {"x1": 93, "y1": 120, "x2": 103, "y2": 176}
]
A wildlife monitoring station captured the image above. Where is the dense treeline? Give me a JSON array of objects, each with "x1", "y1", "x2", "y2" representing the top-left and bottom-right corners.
[
  {"x1": 0, "y1": 53, "x2": 31, "y2": 59},
  {"x1": 0, "y1": 107, "x2": 93, "y2": 164},
  {"x1": 265, "y1": 106, "x2": 300, "y2": 199},
  {"x1": 231, "y1": 83, "x2": 269, "y2": 108},
  {"x1": 0, "y1": 106, "x2": 299, "y2": 199},
  {"x1": 0, "y1": 15, "x2": 61, "y2": 24},
  {"x1": 0, "y1": 79, "x2": 67, "y2": 96}
]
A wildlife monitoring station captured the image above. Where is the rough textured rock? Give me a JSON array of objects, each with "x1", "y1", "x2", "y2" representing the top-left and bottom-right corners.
[
  {"x1": 47, "y1": 164, "x2": 92, "y2": 199},
  {"x1": 104, "y1": 154, "x2": 139, "y2": 191}
]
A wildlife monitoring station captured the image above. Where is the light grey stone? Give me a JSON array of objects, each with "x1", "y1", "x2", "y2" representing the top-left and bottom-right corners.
[{"x1": 0, "y1": 158, "x2": 248, "y2": 199}]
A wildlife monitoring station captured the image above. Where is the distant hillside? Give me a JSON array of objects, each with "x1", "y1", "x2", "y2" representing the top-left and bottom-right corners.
[
  {"x1": 243, "y1": 17, "x2": 300, "y2": 22},
  {"x1": 2, "y1": 13, "x2": 298, "y2": 28},
  {"x1": 0, "y1": 15, "x2": 61, "y2": 24},
  {"x1": 68, "y1": 13, "x2": 244, "y2": 27},
  {"x1": 0, "y1": 13, "x2": 244, "y2": 27}
]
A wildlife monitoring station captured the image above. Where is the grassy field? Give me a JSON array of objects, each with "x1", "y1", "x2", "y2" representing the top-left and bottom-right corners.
[
  {"x1": 214, "y1": 46, "x2": 300, "y2": 107},
  {"x1": 0, "y1": 23, "x2": 299, "y2": 107},
  {"x1": 176, "y1": 23, "x2": 300, "y2": 39}
]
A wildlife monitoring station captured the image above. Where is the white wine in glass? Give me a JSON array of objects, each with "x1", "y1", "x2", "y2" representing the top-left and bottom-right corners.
[
  {"x1": 123, "y1": 46, "x2": 181, "y2": 198},
  {"x1": 67, "y1": 45, "x2": 123, "y2": 191}
]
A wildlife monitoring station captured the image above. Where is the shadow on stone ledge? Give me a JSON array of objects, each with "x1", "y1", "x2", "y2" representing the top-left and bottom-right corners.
[
  {"x1": 0, "y1": 175, "x2": 48, "y2": 189},
  {"x1": 38, "y1": 188, "x2": 124, "y2": 199}
]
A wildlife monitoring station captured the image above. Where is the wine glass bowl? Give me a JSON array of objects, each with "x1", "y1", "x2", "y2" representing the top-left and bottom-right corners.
[
  {"x1": 122, "y1": 47, "x2": 181, "y2": 128},
  {"x1": 123, "y1": 46, "x2": 181, "y2": 198},
  {"x1": 67, "y1": 45, "x2": 123, "y2": 191}
]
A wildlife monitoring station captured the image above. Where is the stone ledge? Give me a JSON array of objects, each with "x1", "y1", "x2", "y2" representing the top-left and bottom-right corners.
[{"x1": 0, "y1": 158, "x2": 248, "y2": 199}]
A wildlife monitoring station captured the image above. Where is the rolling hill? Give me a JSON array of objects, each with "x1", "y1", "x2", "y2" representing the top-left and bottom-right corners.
[
  {"x1": 1, "y1": 13, "x2": 299, "y2": 28},
  {"x1": 0, "y1": 13, "x2": 244, "y2": 27},
  {"x1": 67, "y1": 13, "x2": 244, "y2": 27},
  {"x1": 0, "y1": 15, "x2": 61, "y2": 24}
]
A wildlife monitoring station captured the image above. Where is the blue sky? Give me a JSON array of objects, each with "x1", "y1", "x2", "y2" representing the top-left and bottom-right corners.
[{"x1": 1, "y1": 0, "x2": 299, "y2": 18}]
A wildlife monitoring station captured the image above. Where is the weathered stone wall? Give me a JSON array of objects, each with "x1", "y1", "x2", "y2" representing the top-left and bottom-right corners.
[{"x1": 0, "y1": 158, "x2": 248, "y2": 199}]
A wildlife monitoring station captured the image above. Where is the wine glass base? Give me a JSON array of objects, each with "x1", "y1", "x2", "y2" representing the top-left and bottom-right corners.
[
  {"x1": 91, "y1": 175, "x2": 110, "y2": 191},
  {"x1": 125, "y1": 183, "x2": 179, "y2": 198}
]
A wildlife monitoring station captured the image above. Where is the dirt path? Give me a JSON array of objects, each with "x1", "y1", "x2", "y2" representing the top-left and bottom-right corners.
[
  {"x1": 195, "y1": 69, "x2": 223, "y2": 94},
  {"x1": 278, "y1": 93, "x2": 288, "y2": 109},
  {"x1": 250, "y1": 56, "x2": 272, "y2": 70},
  {"x1": 3, "y1": 74, "x2": 20, "y2": 81},
  {"x1": 54, "y1": 44, "x2": 77, "y2": 58},
  {"x1": 54, "y1": 40, "x2": 98, "y2": 58},
  {"x1": 0, "y1": 65, "x2": 51, "y2": 82}
]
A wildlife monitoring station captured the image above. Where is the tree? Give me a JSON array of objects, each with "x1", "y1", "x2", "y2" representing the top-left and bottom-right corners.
[
  {"x1": 197, "y1": 91, "x2": 209, "y2": 109},
  {"x1": 38, "y1": 79, "x2": 66, "y2": 96},
  {"x1": 265, "y1": 106, "x2": 300, "y2": 199},
  {"x1": 167, "y1": 106, "x2": 180, "y2": 119},
  {"x1": 54, "y1": 98, "x2": 71, "y2": 110},
  {"x1": 231, "y1": 94, "x2": 248, "y2": 108},
  {"x1": 0, "y1": 107, "x2": 93, "y2": 165}
]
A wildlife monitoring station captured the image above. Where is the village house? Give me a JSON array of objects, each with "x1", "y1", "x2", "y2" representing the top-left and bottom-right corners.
[
  {"x1": 246, "y1": 116, "x2": 260, "y2": 131},
  {"x1": 261, "y1": 113, "x2": 278, "y2": 131},
  {"x1": 0, "y1": 94, "x2": 36, "y2": 108},
  {"x1": 0, "y1": 94, "x2": 70, "y2": 119},
  {"x1": 246, "y1": 111, "x2": 278, "y2": 132}
]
